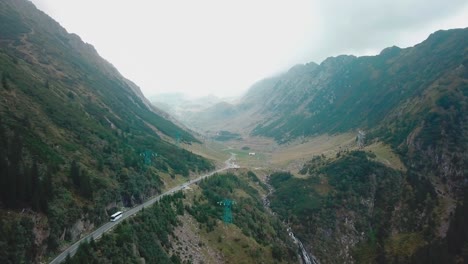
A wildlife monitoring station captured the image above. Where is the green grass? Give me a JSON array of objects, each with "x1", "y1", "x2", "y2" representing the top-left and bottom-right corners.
[{"x1": 365, "y1": 142, "x2": 406, "y2": 171}]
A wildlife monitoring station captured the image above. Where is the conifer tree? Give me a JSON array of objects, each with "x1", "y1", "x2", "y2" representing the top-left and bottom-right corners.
[
  {"x1": 70, "y1": 160, "x2": 80, "y2": 187},
  {"x1": 1, "y1": 72, "x2": 8, "y2": 90},
  {"x1": 31, "y1": 160, "x2": 40, "y2": 211}
]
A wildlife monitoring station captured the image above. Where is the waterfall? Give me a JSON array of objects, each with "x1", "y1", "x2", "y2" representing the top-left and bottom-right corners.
[
  {"x1": 264, "y1": 175, "x2": 320, "y2": 264},
  {"x1": 287, "y1": 227, "x2": 319, "y2": 264}
]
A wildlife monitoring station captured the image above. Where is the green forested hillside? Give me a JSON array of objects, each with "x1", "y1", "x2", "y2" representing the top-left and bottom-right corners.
[
  {"x1": 63, "y1": 193, "x2": 186, "y2": 264},
  {"x1": 270, "y1": 152, "x2": 408, "y2": 262},
  {"x1": 238, "y1": 28, "x2": 468, "y2": 263},
  {"x1": 64, "y1": 171, "x2": 297, "y2": 264},
  {"x1": 1, "y1": 0, "x2": 467, "y2": 263},
  {"x1": 0, "y1": 0, "x2": 213, "y2": 262},
  {"x1": 270, "y1": 149, "x2": 468, "y2": 263}
]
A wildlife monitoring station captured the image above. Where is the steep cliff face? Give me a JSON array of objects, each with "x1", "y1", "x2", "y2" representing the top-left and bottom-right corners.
[
  {"x1": 0, "y1": 0, "x2": 213, "y2": 262},
  {"x1": 261, "y1": 29, "x2": 468, "y2": 263}
]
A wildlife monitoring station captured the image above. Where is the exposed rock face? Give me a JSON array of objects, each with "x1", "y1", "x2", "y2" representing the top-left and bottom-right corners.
[
  {"x1": 170, "y1": 214, "x2": 224, "y2": 264},
  {"x1": 69, "y1": 218, "x2": 94, "y2": 242}
]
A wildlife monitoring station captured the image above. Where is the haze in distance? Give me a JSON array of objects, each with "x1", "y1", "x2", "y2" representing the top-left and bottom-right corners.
[{"x1": 31, "y1": 0, "x2": 468, "y2": 99}]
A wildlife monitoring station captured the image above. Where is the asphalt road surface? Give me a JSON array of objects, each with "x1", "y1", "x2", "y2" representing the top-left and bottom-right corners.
[{"x1": 49, "y1": 154, "x2": 238, "y2": 264}]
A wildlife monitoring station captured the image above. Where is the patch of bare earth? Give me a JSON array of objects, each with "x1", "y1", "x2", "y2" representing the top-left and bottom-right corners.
[{"x1": 170, "y1": 214, "x2": 224, "y2": 264}]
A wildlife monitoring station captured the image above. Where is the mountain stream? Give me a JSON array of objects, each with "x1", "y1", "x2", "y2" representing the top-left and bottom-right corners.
[{"x1": 263, "y1": 175, "x2": 319, "y2": 264}]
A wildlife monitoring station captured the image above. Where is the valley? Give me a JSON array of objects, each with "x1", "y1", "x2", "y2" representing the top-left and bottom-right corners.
[
  {"x1": 1, "y1": 0, "x2": 467, "y2": 263},
  {"x1": 147, "y1": 27, "x2": 468, "y2": 263},
  {"x1": 52, "y1": 129, "x2": 405, "y2": 264}
]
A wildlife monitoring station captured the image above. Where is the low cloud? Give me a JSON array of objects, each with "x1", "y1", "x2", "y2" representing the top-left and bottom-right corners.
[
  {"x1": 307, "y1": 0, "x2": 468, "y2": 62},
  {"x1": 30, "y1": 0, "x2": 468, "y2": 97}
]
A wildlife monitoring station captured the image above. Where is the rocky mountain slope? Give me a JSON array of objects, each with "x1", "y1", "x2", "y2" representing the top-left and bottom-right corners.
[
  {"x1": 183, "y1": 29, "x2": 467, "y2": 142},
  {"x1": 166, "y1": 28, "x2": 468, "y2": 263},
  {"x1": 0, "y1": 0, "x2": 213, "y2": 262},
  {"x1": 259, "y1": 29, "x2": 468, "y2": 263},
  {"x1": 251, "y1": 29, "x2": 467, "y2": 142}
]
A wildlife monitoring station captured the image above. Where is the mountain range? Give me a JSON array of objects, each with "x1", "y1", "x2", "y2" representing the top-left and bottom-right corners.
[
  {"x1": 0, "y1": 0, "x2": 213, "y2": 262},
  {"x1": 176, "y1": 28, "x2": 467, "y2": 144},
  {"x1": 156, "y1": 27, "x2": 468, "y2": 263},
  {"x1": 1, "y1": 0, "x2": 467, "y2": 262}
]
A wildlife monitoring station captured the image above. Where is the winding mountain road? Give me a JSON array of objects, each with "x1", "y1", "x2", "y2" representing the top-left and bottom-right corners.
[{"x1": 49, "y1": 154, "x2": 238, "y2": 264}]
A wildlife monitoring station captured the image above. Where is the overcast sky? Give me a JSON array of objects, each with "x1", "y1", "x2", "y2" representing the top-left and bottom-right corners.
[{"x1": 30, "y1": 0, "x2": 468, "y2": 98}]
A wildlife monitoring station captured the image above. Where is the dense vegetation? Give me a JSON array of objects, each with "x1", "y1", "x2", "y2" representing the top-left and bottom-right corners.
[
  {"x1": 270, "y1": 152, "x2": 405, "y2": 263},
  {"x1": 64, "y1": 172, "x2": 298, "y2": 264},
  {"x1": 187, "y1": 172, "x2": 298, "y2": 263},
  {"x1": 410, "y1": 187, "x2": 468, "y2": 263},
  {"x1": 0, "y1": 0, "x2": 213, "y2": 262},
  {"x1": 1, "y1": 0, "x2": 467, "y2": 263},
  {"x1": 0, "y1": 214, "x2": 36, "y2": 263},
  {"x1": 270, "y1": 148, "x2": 468, "y2": 263},
  {"x1": 63, "y1": 193, "x2": 185, "y2": 264}
]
